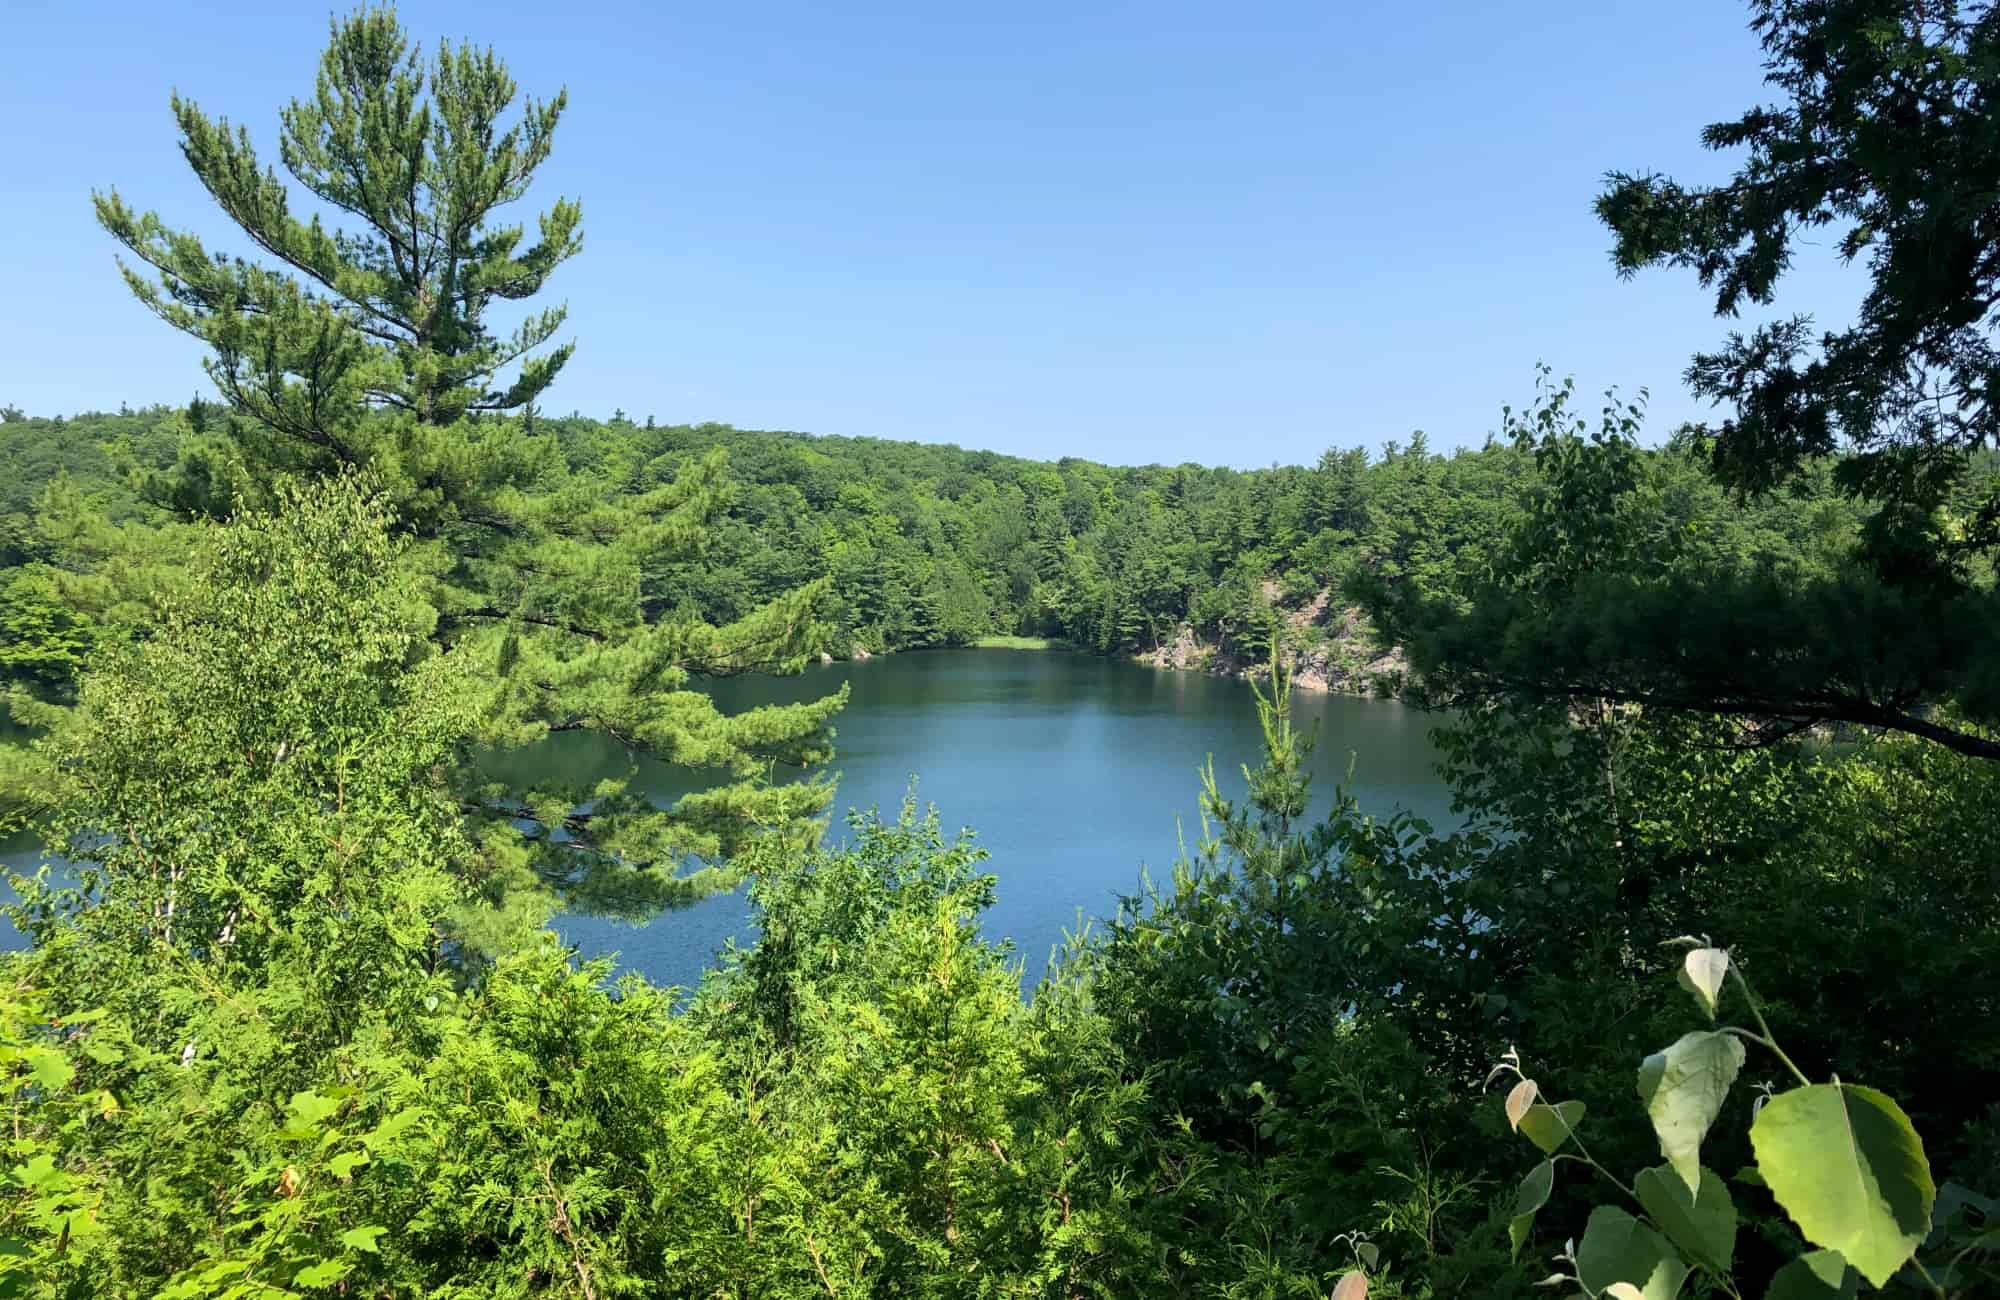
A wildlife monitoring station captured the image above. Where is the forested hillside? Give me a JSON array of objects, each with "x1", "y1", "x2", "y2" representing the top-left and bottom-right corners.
[
  {"x1": 0, "y1": 400, "x2": 1872, "y2": 696},
  {"x1": 2, "y1": 1, "x2": 1997, "y2": 1296}
]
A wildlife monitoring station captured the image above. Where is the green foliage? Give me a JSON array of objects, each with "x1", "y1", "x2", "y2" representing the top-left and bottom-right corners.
[
  {"x1": 1638, "y1": 1030, "x2": 1745, "y2": 1194},
  {"x1": 1582, "y1": 0, "x2": 2000, "y2": 756},
  {"x1": 15, "y1": 476, "x2": 488, "y2": 989},
  {"x1": 2, "y1": 5, "x2": 1993, "y2": 1297},
  {"x1": 0, "y1": 980, "x2": 119, "y2": 1293},
  {"x1": 511, "y1": 411, "x2": 1524, "y2": 669},
  {"x1": 1493, "y1": 945, "x2": 1993, "y2": 1296},
  {"x1": 1752, "y1": 1084, "x2": 1934, "y2": 1287},
  {"x1": 95, "y1": 6, "x2": 578, "y2": 451},
  {"x1": 1599, "y1": 0, "x2": 2000, "y2": 515},
  {"x1": 1364, "y1": 367, "x2": 2000, "y2": 761},
  {"x1": 68, "y1": 7, "x2": 848, "y2": 917},
  {"x1": 0, "y1": 463, "x2": 1991, "y2": 1297}
]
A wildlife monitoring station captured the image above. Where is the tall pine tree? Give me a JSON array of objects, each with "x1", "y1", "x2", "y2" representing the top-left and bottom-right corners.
[{"x1": 84, "y1": 6, "x2": 845, "y2": 917}]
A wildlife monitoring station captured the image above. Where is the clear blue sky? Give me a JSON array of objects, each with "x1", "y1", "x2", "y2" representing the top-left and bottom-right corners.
[{"x1": 4, "y1": 0, "x2": 1856, "y2": 466}]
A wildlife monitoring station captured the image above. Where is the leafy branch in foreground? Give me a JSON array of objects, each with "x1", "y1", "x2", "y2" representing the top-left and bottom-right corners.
[{"x1": 1494, "y1": 939, "x2": 1996, "y2": 1298}]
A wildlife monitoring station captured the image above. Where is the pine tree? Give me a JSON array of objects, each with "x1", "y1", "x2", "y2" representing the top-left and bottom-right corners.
[
  {"x1": 95, "y1": 7, "x2": 578, "y2": 463},
  {"x1": 83, "y1": 6, "x2": 845, "y2": 917}
]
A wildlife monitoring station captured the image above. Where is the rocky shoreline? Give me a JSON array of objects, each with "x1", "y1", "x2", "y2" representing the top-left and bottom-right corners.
[
  {"x1": 817, "y1": 585, "x2": 1408, "y2": 698},
  {"x1": 1133, "y1": 587, "x2": 1408, "y2": 697}
]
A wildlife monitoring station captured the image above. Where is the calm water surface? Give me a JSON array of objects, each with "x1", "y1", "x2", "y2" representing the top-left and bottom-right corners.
[{"x1": 3, "y1": 651, "x2": 1454, "y2": 987}]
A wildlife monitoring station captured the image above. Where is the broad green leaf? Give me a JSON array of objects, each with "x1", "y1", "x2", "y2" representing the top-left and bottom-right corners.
[
  {"x1": 1750, "y1": 1083, "x2": 1934, "y2": 1287},
  {"x1": 1518, "y1": 1100, "x2": 1586, "y2": 1154},
  {"x1": 23, "y1": 1046, "x2": 71, "y2": 1093},
  {"x1": 339, "y1": 1224, "x2": 387, "y2": 1253},
  {"x1": 1635, "y1": 1164, "x2": 1736, "y2": 1273},
  {"x1": 0, "y1": 1237, "x2": 23, "y2": 1300},
  {"x1": 1677, "y1": 948, "x2": 1729, "y2": 1020},
  {"x1": 360, "y1": 1106, "x2": 426, "y2": 1151},
  {"x1": 1509, "y1": 1159, "x2": 1554, "y2": 1261},
  {"x1": 1575, "y1": 1205, "x2": 1689, "y2": 1300},
  {"x1": 81, "y1": 1038, "x2": 123, "y2": 1065},
  {"x1": 1637, "y1": 1030, "x2": 1744, "y2": 1194},
  {"x1": 12, "y1": 1156, "x2": 58, "y2": 1191},
  {"x1": 327, "y1": 1150, "x2": 369, "y2": 1179},
  {"x1": 1763, "y1": 1249, "x2": 1860, "y2": 1299},
  {"x1": 287, "y1": 1090, "x2": 343, "y2": 1128},
  {"x1": 280, "y1": 1089, "x2": 343, "y2": 1140},
  {"x1": 294, "y1": 1257, "x2": 350, "y2": 1286},
  {"x1": 1930, "y1": 1181, "x2": 1999, "y2": 1244}
]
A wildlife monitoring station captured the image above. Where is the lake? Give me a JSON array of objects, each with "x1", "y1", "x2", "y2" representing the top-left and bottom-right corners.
[{"x1": 2, "y1": 650, "x2": 1454, "y2": 987}]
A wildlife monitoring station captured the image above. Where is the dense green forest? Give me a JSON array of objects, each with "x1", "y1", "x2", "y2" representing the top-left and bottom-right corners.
[
  {"x1": 0, "y1": 397, "x2": 1869, "y2": 696},
  {"x1": 2, "y1": 1, "x2": 1998, "y2": 1296}
]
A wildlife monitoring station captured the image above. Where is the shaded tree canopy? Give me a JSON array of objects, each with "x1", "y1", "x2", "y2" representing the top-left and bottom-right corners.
[
  {"x1": 1598, "y1": 0, "x2": 2000, "y2": 524},
  {"x1": 1363, "y1": 371, "x2": 2000, "y2": 760},
  {"x1": 1362, "y1": 0, "x2": 2000, "y2": 760}
]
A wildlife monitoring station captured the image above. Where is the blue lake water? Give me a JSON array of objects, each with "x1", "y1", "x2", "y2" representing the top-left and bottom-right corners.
[{"x1": 3, "y1": 650, "x2": 1455, "y2": 987}]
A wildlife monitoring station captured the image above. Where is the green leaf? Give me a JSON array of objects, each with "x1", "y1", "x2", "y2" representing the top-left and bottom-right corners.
[
  {"x1": 1750, "y1": 1083, "x2": 1934, "y2": 1287},
  {"x1": 23, "y1": 1046, "x2": 72, "y2": 1093},
  {"x1": 11, "y1": 1155, "x2": 58, "y2": 1191},
  {"x1": 1509, "y1": 1159, "x2": 1553, "y2": 1262},
  {"x1": 281, "y1": 1089, "x2": 342, "y2": 1138},
  {"x1": 339, "y1": 1224, "x2": 387, "y2": 1254},
  {"x1": 1637, "y1": 1030, "x2": 1744, "y2": 1194},
  {"x1": 327, "y1": 1150, "x2": 369, "y2": 1179},
  {"x1": 1635, "y1": 1163, "x2": 1736, "y2": 1273},
  {"x1": 81, "y1": 1039, "x2": 123, "y2": 1065},
  {"x1": 293, "y1": 1257, "x2": 350, "y2": 1286},
  {"x1": 1930, "y1": 1181, "x2": 1999, "y2": 1243},
  {"x1": 1518, "y1": 1100, "x2": 1586, "y2": 1154},
  {"x1": 1575, "y1": 1205, "x2": 1689, "y2": 1300},
  {"x1": 1763, "y1": 1249, "x2": 1861, "y2": 1299},
  {"x1": 0, "y1": 1238, "x2": 24, "y2": 1300},
  {"x1": 360, "y1": 1106, "x2": 426, "y2": 1152}
]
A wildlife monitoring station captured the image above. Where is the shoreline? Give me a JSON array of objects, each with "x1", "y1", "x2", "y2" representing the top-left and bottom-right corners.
[{"x1": 818, "y1": 631, "x2": 1405, "y2": 699}]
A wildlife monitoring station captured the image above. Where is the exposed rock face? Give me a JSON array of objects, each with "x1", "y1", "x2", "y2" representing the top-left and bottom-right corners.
[
  {"x1": 851, "y1": 644, "x2": 873, "y2": 661},
  {"x1": 1140, "y1": 622, "x2": 1211, "y2": 672},
  {"x1": 1137, "y1": 587, "x2": 1408, "y2": 697}
]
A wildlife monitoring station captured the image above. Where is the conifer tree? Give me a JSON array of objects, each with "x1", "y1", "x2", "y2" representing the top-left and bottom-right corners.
[
  {"x1": 95, "y1": 7, "x2": 578, "y2": 462},
  {"x1": 85, "y1": 6, "x2": 845, "y2": 917}
]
